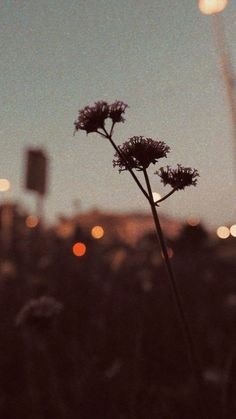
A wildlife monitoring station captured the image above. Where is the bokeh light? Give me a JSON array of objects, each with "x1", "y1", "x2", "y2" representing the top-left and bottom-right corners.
[
  {"x1": 161, "y1": 247, "x2": 174, "y2": 259},
  {"x1": 168, "y1": 247, "x2": 174, "y2": 258},
  {"x1": 187, "y1": 217, "x2": 200, "y2": 227},
  {"x1": 0, "y1": 179, "x2": 10, "y2": 192},
  {"x1": 230, "y1": 224, "x2": 236, "y2": 237},
  {"x1": 152, "y1": 192, "x2": 161, "y2": 202},
  {"x1": 216, "y1": 226, "x2": 230, "y2": 239},
  {"x1": 25, "y1": 215, "x2": 39, "y2": 228},
  {"x1": 91, "y1": 225, "x2": 104, "y2": 239},
  {"x1": 72, "y1": 242, "x2": 86, "y2": 257},
  {"x1": 56, "y1": 221, "x2": 74, "y2": 238},
  {"x1": 198, "y1": 0, "x2": 228, "y2": 15}
]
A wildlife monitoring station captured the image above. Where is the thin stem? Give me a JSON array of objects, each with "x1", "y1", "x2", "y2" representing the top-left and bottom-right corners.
[
  {"x1": 143, "y1": 168, "x2": 209, "y2": 419},
  {"x1": 97, "y1": 128, "x2": 151, "y2": 202},
  {"x1": 154, "y1": 188, "x2": 176, "y2": 204},
  {"x1": 109, "y1": 121, "x2": 115, "y2": 137}
]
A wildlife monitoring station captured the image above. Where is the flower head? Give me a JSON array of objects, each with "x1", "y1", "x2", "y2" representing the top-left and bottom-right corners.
[
  {"x1": 74, "y1": 101, "x2": 109, "y2": 134},
  {"x1": 15, "y1": 296, "x2": 63, "y2": 330},
  {"x1": 74, "y1": 100, "x2": 128, "y2": 135},
  {"x1": 156, "y1": 164, "x2": 199, "y2": 190},
  {"x1": 109, "y1": 101, "x2": 128, "y2": 123},
  {"x1": 113, "y1": 136, "x2": 170, "y2": 171}
]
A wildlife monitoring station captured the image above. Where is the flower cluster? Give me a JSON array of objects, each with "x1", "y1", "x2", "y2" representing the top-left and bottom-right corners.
[
  {"x1": 156, "y1": 164, "x2": 199, "y2": 190},
  {"x1": 74, "y1": 99, "x2": 199, "y2": 197},
  {"x1": 113, "y1": 136, "x2": 170, "y2": 171},
  {"x1": 74, "y1": 100, "x2": 128, "y2": 134},
  {"x1": 109, "y1": 101, "x2": 127, "y2": 123},
  {"x1": 15, "y1": 296, "x2": 63, "y2": 330}
]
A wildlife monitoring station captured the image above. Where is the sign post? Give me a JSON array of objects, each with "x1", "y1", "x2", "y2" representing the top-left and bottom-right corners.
[{"x1": 25, "y1": 148, "x2": 48, "y2": 223}]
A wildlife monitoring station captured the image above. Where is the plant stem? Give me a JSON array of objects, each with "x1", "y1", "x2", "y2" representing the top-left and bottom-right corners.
[
  {"x1": 96, "y1": 126, "x2": 208, "y2": 417},
  {"x1": 155, "y1": 188, "x2": 176, "y2": 204},
  {"x1": 143, "y1": 168, "x2": 209, "y2": 419}
]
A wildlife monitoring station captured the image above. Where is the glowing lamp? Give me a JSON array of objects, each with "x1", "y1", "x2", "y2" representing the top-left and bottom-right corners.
[
  {"x1": 91, "y1": 225, "x2": 104, "y2": 239},
  {"x1": 198, "y1": 0, "x2": 228, "y2": 15},
  {"x1": 216, "y1": 226, "x2": 230, "y2": 239},
  {"x1": 168, "y1": 247, "x2": 174, "y2": 258},
  {"x1": 230, "y1": 224, "x2": 236, "y2": 237},
  {"x1": 0, "y1": 179, "x2": 10, "y2": 192},
  {"x1": 25, "y1": 215, "x2": 39, "y2": 228},
  {"x1": 187, "y1": 217, "x2": 200, "y2": 227},
  {"x1": 152, "y1": 192, "x2": 161, "y2": 202},
  {"x1": 161, "y1": 247, "x2": 174, "y2": 259},
  {"x1": 72, "y1": 242, "x2": 86, "y2": 257}
]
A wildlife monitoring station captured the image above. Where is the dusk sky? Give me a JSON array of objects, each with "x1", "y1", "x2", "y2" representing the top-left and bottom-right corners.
[{"x1": 1, "y1": 0, "x2": 236, "y2": 229}]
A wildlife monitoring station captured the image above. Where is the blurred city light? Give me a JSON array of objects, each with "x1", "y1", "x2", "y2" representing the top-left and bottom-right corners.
[
  {"x1": 230, "y1": 224, "x2": 236, "y2": 237},
  {"x1": 91, "y1": 225, "x2": 104, "y2": 239},
  {"x1": 225, "y1": 294, "x2": 236, "y2": 307},
  {"x1": 198, "y1": 0, "x2": 228, "y2": 15},
  {"x1": 168, "y1": 247, "x2": 174, "y2": 258},
  {"x1": 152, "y1": 192, "x2": 161, "y2": 202},
  {"x1": 216, "y1": 225, "x2": 230, "y2": 239},
  {"x1": 161, "y1": 247, "x2": 174, "y2": 259},
  {"x1": 0, "y1": 260, "x2": 15, "y2": 278},
  {"x1": 0, "y1": 179, "x2": 10, "y2": 192},
  {"x1": 25, "y1": 215, "x2": 39, "y2": 228},
  {"x1": 56, "y1": 221, "x2": 74, "y2": 238},
  {"x1": 72, "y1": 242, "x2": 86, "y2": 257},
  {"x1": 187, "y1": 217, "x2": 200, "y2": 227}
]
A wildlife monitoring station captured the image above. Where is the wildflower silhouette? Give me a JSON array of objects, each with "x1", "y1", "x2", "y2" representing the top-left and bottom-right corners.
[
  {"x1": 16, "y1": 296, "x2": 63, "y2": 330},
  {"x1": 74, "y1": 101, "x2": 208, "y2": 419},
  {"x1": 113, "y1": 136, "x2": 170, "y2": 171},
  {"x1": 74, "y1": 100, "x2": 127, "y2": 134},
  {"x1": 109, "y1": 100, "x2": 128, "y2": 124},
  {"x1": 16, "y1": 296, "x2": 65, "y2": 418},
  {"x1": 157, "y1": 164, "x2": 199, "y2": 190}
]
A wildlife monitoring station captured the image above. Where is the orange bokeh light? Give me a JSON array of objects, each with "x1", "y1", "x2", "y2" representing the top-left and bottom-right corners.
[
  {"x1": 167, "y1": 247, "x2": 174, "y2": 258},
  {"x1": 25, "y1": 215, "x2": 39, "y2": 228},
  {"x1": 161, "y1": 247, "x2": 174, "y2": 259},
  {"x1": 91, "y1": 225, "x2": 104, "y2": 239},
  {"x1": 72, "y1": 242, "x2": 86, "y2": 257},
  {"x1": 187, "y1": 217, "x2": 200, "y2": 227}
]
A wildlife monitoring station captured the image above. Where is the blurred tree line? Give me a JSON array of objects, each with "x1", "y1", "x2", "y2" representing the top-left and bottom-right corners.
[{"x1": 0, "y1": 204, "x2": 236, "y2": 419}]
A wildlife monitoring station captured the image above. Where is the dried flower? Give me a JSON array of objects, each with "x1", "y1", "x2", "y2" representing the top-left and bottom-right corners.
[
  {"x1": 15, "y1": 296, "x2": 63, "y2": 329},
  {"x1": 74, "y1": 101, "x2": 109, "y2": 134},
  {"x1": 156, "y1": 164, "x2": 199, "y2": 190},
  {"x1": 74, "y1": 100, "x2": 128, "y2": 135},
  {"x1": 113, "y1": 136, "x2": 170, "y2": 171},
  {"x1": 109, "y1": 100, "x2": 128, "y2": 123}
]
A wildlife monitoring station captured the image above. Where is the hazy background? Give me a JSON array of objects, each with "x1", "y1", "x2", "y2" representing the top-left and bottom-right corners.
[{"x1": 1, "y1": 0, "x2": 236, "y2": 228}]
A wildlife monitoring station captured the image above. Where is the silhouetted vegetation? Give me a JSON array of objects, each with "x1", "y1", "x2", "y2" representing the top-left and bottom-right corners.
[{"x1": 0, "y1": 204, "x2": 236, "y2": 419}]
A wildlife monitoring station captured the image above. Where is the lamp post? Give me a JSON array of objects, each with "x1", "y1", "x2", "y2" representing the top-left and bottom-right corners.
[
  {"x1": 0, "y1": 179, "x2": 12, "y2": 260},
  {"x1": 198, "y1": 1, "x2": 236, "y2": 157}
]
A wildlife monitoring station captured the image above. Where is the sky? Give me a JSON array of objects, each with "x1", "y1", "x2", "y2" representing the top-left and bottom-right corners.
[{"x1": 1, "y1": 0, "x2": 236, "y2": 229}]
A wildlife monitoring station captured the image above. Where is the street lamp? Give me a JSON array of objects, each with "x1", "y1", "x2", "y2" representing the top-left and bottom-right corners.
[
  {"x1": 198, "y1": 1, "x2": 236, "y2": 164},
  {"x1": 198, "y1": 0, "x2": 228, "y2": 15},
  {"x1": 0, "y1": 179, "x2": 12, "y2": 260},
  {"x1": 0, "y1": 178, "x2": 10, "y2": 192}
]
